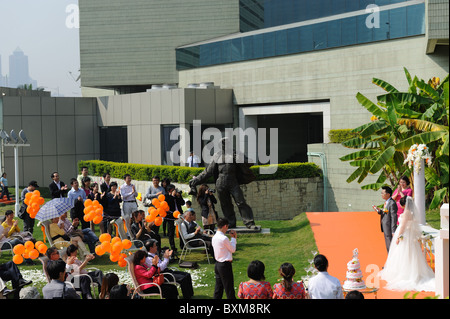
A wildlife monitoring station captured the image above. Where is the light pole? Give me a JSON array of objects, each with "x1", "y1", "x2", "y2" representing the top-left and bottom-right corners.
[{"x1": 0, "y1": 129, "x2": 29, "y2": 216}]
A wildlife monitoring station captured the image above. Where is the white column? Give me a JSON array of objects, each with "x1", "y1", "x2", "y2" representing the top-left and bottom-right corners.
[
  {"x1": 414, "y1": 159, "x2": 426, "y2": 225},
  {"x1": 14, "y1": 146, "x2": 20, "y2": 216},
  {"x1": 435, "y1": 204, "x2": 449, "y2": 298}
]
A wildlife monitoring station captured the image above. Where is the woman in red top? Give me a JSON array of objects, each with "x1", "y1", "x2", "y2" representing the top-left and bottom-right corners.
[
  {"x1": 133, "y1": 250, "x2": 178, "y2": 299},
  {"x1": 238, "y1": 260, "x2": 273, "y2": 299},
  {"x1": 272, "y1": 263, "x2": 307, "y2": 299},
  {"x1": 392, "y1": 176, "x2": 413, "y2": 224}
]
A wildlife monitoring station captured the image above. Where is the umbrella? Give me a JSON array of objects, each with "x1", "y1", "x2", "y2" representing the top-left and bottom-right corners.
[{"x1": 35, "y1": 197, "x2": 75, "y2": 221}]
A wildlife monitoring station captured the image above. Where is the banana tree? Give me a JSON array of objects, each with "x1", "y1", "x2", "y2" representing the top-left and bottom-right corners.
[{"x1": 341, "y1": 68, "x2": 449, "y2": 208}]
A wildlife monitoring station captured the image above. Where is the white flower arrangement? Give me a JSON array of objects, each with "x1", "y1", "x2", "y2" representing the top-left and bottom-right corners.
[{"x1": 404, "y1": 144, "x2": 433, "y2": 173}]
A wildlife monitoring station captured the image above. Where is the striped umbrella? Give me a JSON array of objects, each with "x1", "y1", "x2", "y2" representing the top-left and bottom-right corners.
[{"x1": 35, "y1": 197, "x2": 75, "y2": 221}]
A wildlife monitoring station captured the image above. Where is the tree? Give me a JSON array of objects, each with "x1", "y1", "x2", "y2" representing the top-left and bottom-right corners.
[{"x1": 340, "y1": 68, "x2": 449, "y2": 208}]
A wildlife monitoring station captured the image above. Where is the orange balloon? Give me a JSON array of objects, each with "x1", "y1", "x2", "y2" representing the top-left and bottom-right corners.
[
  {"x1": 122, "y1": 239, "x2": 132, "y2": 250},
  {"x1": 159, "y1": 210, "x2": 167, "y2": 218},
  {"x1": 152, "y1": 198, "x2": 160, "y2": 208},
  {"x1": 110, "y1": 254, "x2": 120, "y2": 262},
  {"x1": 95, "y1": 245, "x2": 106, "y2": 256},
  {"x1": 154, "y1": 216, "x2": 163, "y2": 227},
  {"x1": 158, "y1": 195, "x2": 165, "y2": 202},
  {"x1": 13, "y1": 244, "x2": 25, "y2": 255},
  {"x1": 38, "y1": 197, "x2": 45, "y2": 205},
  {"x1": 84, "y1": 199, "x2": 93, "y2": 207},
  {"x1": 25, "y1": 192, "x2": 33, "y2": 199},
  {"x1": 13, "y1": 254, "x2": 24, "y2": 264},
  {"x1": 93, "y1": 215, "x2": 103, "y2": 225},
  {"x1": 111, "y1": 236, "x2": 122, "y2": 245},
  {"x1": 95, "y1": 208, "x2": 103, "y2": 216},
  {"x1": 28, "y1": 249, "x2": 39, "y2": 259},
  {"x1": 24, "y1": 241, "x2": 34, "y2": 250},
  {"x1": 173, "y1": 211, "x2": 180, "y2": 219},
  {"x1": 24, "y1": 198, "x2": 30, "y2": 206},
  {"x1": 32, "y1": 190, "x2": 40, "y2": 196},
  {"x1": 101, "y1": 241, "x2": 111, "y2": 253},
  {"x1": 99, "y1": 233, "x2": 111, "y2": 243},
  {"x1": 145, "y1": 214, "x2": 154, "y2": 223},
  {"x1": 37, "y1": 244, "x2": 48, "y2": 254},
  {"x1": 118, "y1": 259, "x2": 127, "y2": 268},
  {"x1": 111, "y1": 242, "x2": 123, "y2": 254}
]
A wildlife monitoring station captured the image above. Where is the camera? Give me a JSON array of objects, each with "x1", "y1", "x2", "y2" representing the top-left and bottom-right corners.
[{"x1": 208, "y1": 189, "x2": 216, "y2": 193}]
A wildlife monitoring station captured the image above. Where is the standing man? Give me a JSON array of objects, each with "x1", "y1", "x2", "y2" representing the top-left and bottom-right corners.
[
  {"x1": 49, "y1": 172, "x2": 68, "y2": 199},
  {"x1": 187, "y1": 151, "x2": 200, "y2": 167},
  {"x1": 77, "y1": 166, "x2": 89, "y2": 188},
  {"x1": 19, "y1": 180, "x2": 39, "y2": 234},
  {"x1": 373, "y1": 186, "x2": 398, "y2": 252},
  {"x1": 212, "y1": 218, "x2": 237, "y2": 299},
  {"x1": 120, "y1": 174, "x2": 138, "y2": 236}
]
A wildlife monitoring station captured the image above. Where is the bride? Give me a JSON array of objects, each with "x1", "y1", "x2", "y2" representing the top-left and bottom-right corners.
[{"x1": 379, "y1": 196, "x2": 435, "y2": 291}]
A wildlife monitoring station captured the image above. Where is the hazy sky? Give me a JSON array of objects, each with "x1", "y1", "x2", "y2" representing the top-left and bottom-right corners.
[{"x1": 0, "y1": 0, "x2": 81, "y2": 97}]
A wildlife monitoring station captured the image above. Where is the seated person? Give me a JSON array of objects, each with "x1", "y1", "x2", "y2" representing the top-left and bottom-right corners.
[
  {"x1": 133, "y1": 250, "x2": 178, "y2": 299},
  {"x1": 272, "y1": 263, "x2": 307, "y2": 299},
  {"x1": 0, "y1": 222, "x2": 24, "y2": 251},
  {"x1": 179, "y1": 209, "x2": 214, "y2": 258},
  {"x1": 42, "y1": 259, "x2": 80, "y2": 299},
  {"x1": 0, "y1": 261, "x2": 32, "y2": 299},
  {"x1": 144, "y1": 239, "x2": 194, "y2": 299},
  {"x1": 1, "y1": 210, "x2": 33, "y2": 242},
  {"x1": 65, "y1": 244, "x2": 103, "y2": 299},
  {"x1": 238, "y1": 260, "x2": 273, "y2": 299},
  {"x1": 130, "y1": 210, "x2": 161, "y2": 251},
  {"x1": 57, "y1": 212, "x2": 90, "y2": 259}
]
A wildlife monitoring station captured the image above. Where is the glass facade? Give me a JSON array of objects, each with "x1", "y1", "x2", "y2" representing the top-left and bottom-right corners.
[
  {"x1": 176, "y1": 2, "x2": 425, "y2": 70},
  {"x1": 239, "y1": 0, "x2": 414, "y2": 32}
]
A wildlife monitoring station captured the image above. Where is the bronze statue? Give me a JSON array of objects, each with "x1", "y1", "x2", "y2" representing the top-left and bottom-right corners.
[{"x1": 189, "y1": 138, "x2": 259, "y2": 230}]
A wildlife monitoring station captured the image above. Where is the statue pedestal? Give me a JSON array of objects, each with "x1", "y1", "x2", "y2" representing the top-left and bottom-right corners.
[{"x1": 228, "y1": 226, "x2": 270, "y2": 234}]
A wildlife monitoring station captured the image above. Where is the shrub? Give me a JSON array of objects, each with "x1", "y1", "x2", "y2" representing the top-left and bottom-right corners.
[
  {"x1": 78, "y1": 160, "x2": 322, "y2": 183},
  {"x1": 328, "y1": 129, "x2": 358, "y2": 143}
]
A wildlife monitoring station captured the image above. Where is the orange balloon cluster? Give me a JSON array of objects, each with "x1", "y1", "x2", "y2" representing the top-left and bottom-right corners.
[
  {"x1": 94, "y1": 233, "x2": 132, "y2": 268},
  {"x1": 144, "y1": 195, "x2": 180, "y2": 226},
  {"x1": 12, "y1": 240, "x2": 47, "y2": 264},
  {"x1": 24, "y1": 190, "x2": 45, "y2": 218},
  {"x1": 83, "y1": 199, "x2": 104, "y2": 225}
]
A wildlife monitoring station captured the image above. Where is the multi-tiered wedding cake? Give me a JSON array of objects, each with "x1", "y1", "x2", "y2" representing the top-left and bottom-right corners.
[{"x1": 343, "y1": 248, "x2": 366, "y2": 290}]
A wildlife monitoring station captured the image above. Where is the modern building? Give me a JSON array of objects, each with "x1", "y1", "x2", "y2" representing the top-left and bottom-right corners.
[
  {"x1": 1, "y1": 0, "x2": 448, "y2": 212},
  {"x1": 7, "y1": 47, "x2": 37, "y2": 89}
]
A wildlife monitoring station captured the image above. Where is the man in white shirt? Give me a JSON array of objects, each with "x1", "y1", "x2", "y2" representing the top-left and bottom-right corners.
[
  {"x1": 308, "y1": 254, "x2": 344, "y2": 299},
  {"x1": 186, "y1": 151, "x2": 200, "y2": 167},
  {"x1": 120, "y1": 174, "x2": 138, "y2": 236},
  {"x1": 212, "y1": 218, "x2": 237, "y2": 299}
]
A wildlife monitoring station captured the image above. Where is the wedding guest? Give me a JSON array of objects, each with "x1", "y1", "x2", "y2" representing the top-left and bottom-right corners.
[
  {"x1": 19, "y1": 180, "x2": 39, "y2": 234},
  {"x1": 392, "y1": 175, "x2": 413, "y2": 223},
  {"x1": 81, "y1": 176, "x2": 92, "y2": 198},
  {"x1": 144, "y1": 239, "x2": 194, "y2": 299},
  {"x1": 65, "y1": 244, "x2": 103, "y2": 299},
  {"x1": 57, "y1": 212, "x2": 90, "y2": 259},
  {"x1": 212, "y1": 218, "x2": 236, "y2": 299},
  {"x1": 43, "y1": 259, "x2": 80, "y2": 299},
  {"x1": 88, "y1": 182, "x2": 105, "y2": 233},
  {"x1": 187, "y1": 151, "x2": 200, "y2": 167},
  {"x1": 272, "y1": 262, "x2": 306, "y2": 299},
  {"x1": 103, "y1": 181, "x2": 122, "y2": 235},
  {"x1": 99, "y1": 272, "x2": 120, "y2": 299},
  {"x1": 308, "y1": 254, "x2": 344, "y2": 299},
  {"x1": 238, "y1": 260, "x2": 273, "y2": 299},
  {"x1": 0, "y1": 261, "x2": 32, "y2": 299},
  {"x1": 100, "y1": 172, "x2": 112, "y2": 194},
  {"x1": 120, "y1": 174, "x2": 138, "y2": 235},
  {"x1": 109, "y1": 284, "x2": 131, "y2": 299},
  {"x1": 1, "y1": 210, "x2": 33, "y2": 242},
  {"x1": 133, "y1": 249, "x2": 178, "y2": 299},
  {"x1": 145, "y1": 175, "x2": 165, "y2": 235},
  {"x1": 161, "y1": 177, "x2": 171, "y2": 236},
  {"x1": 49, "y1": 172, "x2": 68, "y2": 199},
  {"x1": 345, "y1": 290, "x2": 364, "y2": 299},
  {"x1": 130, "y1": 210, "x2": 161, "y2": 250},
  {"x1": 0, "y1": 172, "x2": 10, "y2": 201},
  {"x1": 0, "y1": 221, "x2": 24, "y2": 250},
  {"x1": 179, "y1": 209, "x2": 213, "y2": 257},
  {"x1": 166, "y1": 184, "x2": 185, "y2": 251},
  {"x1": 197, "y1": 184, "x2": 218, "y2": 233},
  {"x1": 77, "y1": 166, "x2": 89, "y2": 189}
]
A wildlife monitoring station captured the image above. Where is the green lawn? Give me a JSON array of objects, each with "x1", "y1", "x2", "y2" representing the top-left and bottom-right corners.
[{"x1": 0, "y1": 187, "x2": 443, "y2": 299}]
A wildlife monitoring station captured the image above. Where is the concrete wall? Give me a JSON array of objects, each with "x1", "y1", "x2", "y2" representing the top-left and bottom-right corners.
[
  {"x1": 79, "y1": 0, "x2": 240, "y2": 89},
  {"x1": 96, "y1": 87, "x2": 234, "y2": 165},
  {"x1": 0, "y1": 96, "x2": 99, "y2": 187},
  {"x1": 179, "y1": 36, "x2": 449, "y2": 132},
  {"x1": 307, "y1": 143, "x2": 381, "y2": 213},
  {"x1": 90, "y1": 175, "x2": 324, "y2": 221}
]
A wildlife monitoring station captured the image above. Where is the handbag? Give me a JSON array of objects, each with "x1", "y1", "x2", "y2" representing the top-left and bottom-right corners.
[{"x1": 152, "y1": 268, "x2": 165, "y2": 286}]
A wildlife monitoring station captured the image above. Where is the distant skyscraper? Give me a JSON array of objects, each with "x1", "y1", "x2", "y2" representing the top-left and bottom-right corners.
[
  {"x1": 8, "y1": 47, "x2": 37, "y2": 89},
  {"x1": 0, "y1": 54, "x2": 5, "y2": 87}
]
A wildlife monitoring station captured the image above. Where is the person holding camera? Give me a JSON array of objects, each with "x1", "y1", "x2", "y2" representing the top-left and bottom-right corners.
[
  {"x1": 165, "y1": 184, "x2": 185, "y2": 252},
  {"x1": 197, "y1": 184, "x2": 218, "y2": 233}
]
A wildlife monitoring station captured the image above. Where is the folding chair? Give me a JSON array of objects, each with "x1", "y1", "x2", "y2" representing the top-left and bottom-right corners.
[
  {"x1": 110, "y1": 217, "x2": 144, "y2": 252},
  {"x1": 125, "y1": 254, "x2": 163, "y2": 299},
  {"x1": 176, "y1": 217, "x2": 211, "y2": 264}
]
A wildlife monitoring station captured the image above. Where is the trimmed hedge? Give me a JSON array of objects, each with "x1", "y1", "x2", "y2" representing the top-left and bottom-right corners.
[
  {"x1": 78, "y1": 160, "x2": 322, "y2": 184},
  {"x1": 328, "y1": 129, "x2": 358, "y2": 144}
]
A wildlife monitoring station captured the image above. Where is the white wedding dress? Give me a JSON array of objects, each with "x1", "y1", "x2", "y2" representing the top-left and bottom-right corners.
[{"x1": 379, "y1": 197, "x2": 435, "y2": 292}]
